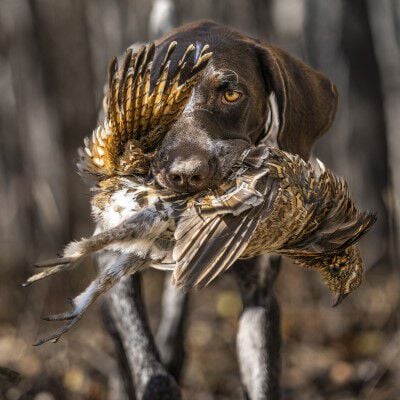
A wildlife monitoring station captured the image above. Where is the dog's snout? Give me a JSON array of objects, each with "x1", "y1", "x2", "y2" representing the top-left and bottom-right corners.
[{"x1": 165, "y1": 156, "x2": 212, "y2": 193}]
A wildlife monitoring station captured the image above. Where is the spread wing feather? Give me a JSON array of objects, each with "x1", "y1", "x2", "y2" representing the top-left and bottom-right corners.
[
  {"x1": 172, "y1": 145, "x2": 376, "y2": 289},
  {"x1": 278, "y1": 169, "x2": 376, "y2": 257},
  {"x1": 78, "y1": 41, "x2": 212, "y2": 178},
  {"x1": 173, "y1": 175, "x2": 278, "y2": 290},
  {"x1": 173, "y1": 213, "x2": 259, "y2": 290}
]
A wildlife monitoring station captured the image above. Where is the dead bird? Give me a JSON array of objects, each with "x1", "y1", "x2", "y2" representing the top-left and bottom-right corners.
[
  {"x1": 172, "y1": 145, "x2": 376, "y2": 307},
  {"x1": 25, "y1": 40, "x2": 212, "y2": 346},
  {"x1": 25, "y1": 42, "x2": 375, "y2": 345},
  {"x1": 26, "y1": 145, "x2": 375, "y2": 345}
]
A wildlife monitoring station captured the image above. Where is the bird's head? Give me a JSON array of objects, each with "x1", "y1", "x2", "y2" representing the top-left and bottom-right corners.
[{"x1": 313, "y1": 245, "x2": 363, "y2": 306}]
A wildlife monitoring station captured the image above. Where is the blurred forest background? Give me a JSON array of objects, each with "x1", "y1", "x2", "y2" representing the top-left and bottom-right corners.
[{"x1": 1, "y1": 0, "x2": 400, "y2": 399}]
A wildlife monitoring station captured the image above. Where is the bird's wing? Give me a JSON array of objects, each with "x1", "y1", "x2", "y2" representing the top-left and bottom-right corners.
[
  {"x1": 173, "y1": 145, "x2": 376, "y2": 290},
  {"x1": 280, "y1": 169, "x2": 376, "y2": 256},
  {"x1": 253, "y1": 148, "x2": 376, "y2": 257},
  {"x1": 172, "y1": 167, "x2": 278, "y2": 290},
  {"x1": 77, "y1": 41, "x2": 212, "y2": 178}
]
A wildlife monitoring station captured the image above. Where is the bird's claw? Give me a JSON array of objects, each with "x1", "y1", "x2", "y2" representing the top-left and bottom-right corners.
[
  {"x1": 33, "y1": 314, "x2": 82, "y2": 346},
  {"x1": 22, "y1": 257, "x2": 80, "y2": 287},
  {"x1": 34, "y1": 256, "x2": 76, "y2": 269},
  {"x1": 42, "y1": 311, "x2": 77, "y2": 322},
  {"x1": 42, "y1": 297, "x2": 80, "y2": 321},
  {"x1": 22, "y1": 263, "x2": 73, "y2": 287},
  {"x1": 34, "y1": 299, "x2": 83, "y2": 345},
  {"x1": 31, "y1": 253, "x2": 137, "y2": 345}
]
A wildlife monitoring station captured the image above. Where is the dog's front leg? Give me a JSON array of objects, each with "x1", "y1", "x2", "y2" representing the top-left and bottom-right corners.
[
  {"x1": 234, "y1": 255, "x2": 282, "y2": 400},
  {"x1": 101, "y1": 253, "x2": 182, "y2": 400},
  {"x1": 156, "y1": 273, "x2": 189, "y2": 381}
]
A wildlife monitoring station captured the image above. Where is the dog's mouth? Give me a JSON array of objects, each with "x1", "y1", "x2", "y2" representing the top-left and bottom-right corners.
[
  {"x1": 150, "y1": 135, "x2": 252, "y2": 194},
  {"x1": 152, "y1": 164, "x2": 220, "y2": 194}
]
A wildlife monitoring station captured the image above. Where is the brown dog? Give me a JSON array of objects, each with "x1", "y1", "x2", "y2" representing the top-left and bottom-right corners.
[
  {"x1": 150, "y1": 20, "x2": 338, "y2": 194},
  {"x1": 105, "y1": 20, "x2": 339, "y2": 399}
]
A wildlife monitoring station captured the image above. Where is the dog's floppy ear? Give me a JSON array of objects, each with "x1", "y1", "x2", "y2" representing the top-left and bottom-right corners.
[{"x1": 255, "y1": 43, "x2": 338, "y2": 160}]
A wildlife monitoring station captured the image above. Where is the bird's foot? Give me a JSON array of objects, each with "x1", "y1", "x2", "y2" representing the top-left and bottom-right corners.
[
  {"x1": 22, "y1": 256, "x2": 79, "y2": 287},
  {"x1": 32, "y1": 254, "x2": 138, "y2": 345},
  {"x1": 23, "y1": 239, "x2": 95, "y2": 287},
  {"x1": 33, "y1": 277, "x2": 108, "y2": 345},
  {"x1": 34, "y1": 256, "x2": 76, "y2": 268},
  {"x1": 34, "y1": 298, "x2": 87, "y2": 346},
  {"x1": 33, "y1": 315, "x2": 82, "y2": 346}
]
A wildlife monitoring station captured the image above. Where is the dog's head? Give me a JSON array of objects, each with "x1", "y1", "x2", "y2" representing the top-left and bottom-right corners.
[{"x1": 150, "y1": 21, "x2": 338, "y2": 193}]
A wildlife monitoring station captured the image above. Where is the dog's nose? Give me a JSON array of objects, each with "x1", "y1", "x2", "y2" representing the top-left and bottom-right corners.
[{"x1": 166, "y1": 156, "x2": 212, "y2": 193}]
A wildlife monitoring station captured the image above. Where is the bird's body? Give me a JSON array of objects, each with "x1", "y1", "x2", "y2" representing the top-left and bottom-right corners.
[
  {"x1": 91, "y1": 176, "x2": 178, "y2": 263},
  {"x1": 27, "y1": 145, "x2": 374, "y2": 346},
  {"x1": 25, "y1": 41, "x2": 375, "y2": 345},
  {"x1": 172, "y1": 146, "x2": 374, "y2": 300}
]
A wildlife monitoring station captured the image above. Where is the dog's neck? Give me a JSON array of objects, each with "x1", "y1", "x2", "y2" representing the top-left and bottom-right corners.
[
  {"x1": 261, "y1": 91, "x2": 280, "y2": 148},
  {"x1": 260, "y1": 91, "x2": 325, "y2": 175}
]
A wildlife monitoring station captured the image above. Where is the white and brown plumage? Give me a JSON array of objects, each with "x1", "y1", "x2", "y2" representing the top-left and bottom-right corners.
[
  {"x1": 172, "y1": 146, "x2": 376, "y2": 304},
  {"x1": 25, "y1": 41, "x2": 212, "y2": 345},
  {"x1": 27, "y1": 146, "x2": 375, "y2": 345},
  {"x1": 78, "y1": 40, "x2": 212, "y2": 177},
  {"x1": 25, "y1": 43, "x2": 375, "y2": 346}
]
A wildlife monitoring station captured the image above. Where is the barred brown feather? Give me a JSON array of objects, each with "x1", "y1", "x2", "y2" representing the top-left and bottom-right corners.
[
  {"x1": 77, "y1": 41, "x2": 212, "y2": 178},
  {"x1": 28, "y1": 41, "x2": 375, "y2": 344},
  {"x1": 29, "y1": 144, "x2": 375, "y2": 344},
  {"x1": 172, "y1": 146, "x2": 376, "y2": 294}
]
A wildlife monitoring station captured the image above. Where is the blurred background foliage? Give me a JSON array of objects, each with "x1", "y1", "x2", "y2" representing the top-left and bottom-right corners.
[{"x1": 0, "y1": 0, "x2": 399, "y2": 399}]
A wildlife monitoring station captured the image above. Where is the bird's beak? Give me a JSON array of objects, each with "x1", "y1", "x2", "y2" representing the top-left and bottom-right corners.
[{"x1": 332, "y1": 292, "x2": 349, "y2": 307}]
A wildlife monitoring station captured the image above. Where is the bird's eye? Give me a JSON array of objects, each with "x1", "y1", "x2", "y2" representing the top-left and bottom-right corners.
[{"x1": 222, "y1": 90, "x2": 242, "y2": 104}]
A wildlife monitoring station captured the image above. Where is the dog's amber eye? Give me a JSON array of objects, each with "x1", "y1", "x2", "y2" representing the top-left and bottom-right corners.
[{"x1": 223, "y1": 90, "x2": 242, "y2": 103}]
